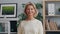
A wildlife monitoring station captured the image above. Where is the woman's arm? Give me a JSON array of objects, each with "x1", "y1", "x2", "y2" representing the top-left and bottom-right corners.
[
  {"x1": 39, "y1": 21, "x2": 44, "y2": 34},
  {"x1": 17, "y1": 23, "x2": 22, "y2": 34}
]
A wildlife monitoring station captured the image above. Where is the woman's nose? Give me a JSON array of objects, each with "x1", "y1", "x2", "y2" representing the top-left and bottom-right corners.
[{"x1": 29, "y1": 9, "x2": 31, "y2": 12}]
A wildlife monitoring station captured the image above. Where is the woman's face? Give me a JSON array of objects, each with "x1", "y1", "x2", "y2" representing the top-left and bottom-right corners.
[{"x1": 25, "y1": 5, "x2": 35, "y2": 17}]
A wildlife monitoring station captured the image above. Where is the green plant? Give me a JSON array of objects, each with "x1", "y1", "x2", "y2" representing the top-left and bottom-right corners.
[
  {"x1": 35, "y1": 3, "x2": 43, "y2": 9},
  {"x1": 17, "y1": 12, "x2": 43, "y2": 27},
  {"x1": 22, "y1": 3, "x2": 43, "y2": 9},
  {"x1": 22, "y1": 4, "x2": 25, "y2": 8},
  {"x1": 17, "y1": 13, "x2": 27, "y2": 27},
  {"x1": 35, "y1": 12, "x2": 43, "y2": 21},
  {"x1": 58, "y1": 8, "x2": 60, "y2": 12}
]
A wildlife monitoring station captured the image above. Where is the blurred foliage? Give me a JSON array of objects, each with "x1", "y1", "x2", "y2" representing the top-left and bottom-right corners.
[
  {"x1": 22, "y1": 3, "x2": 43, "y2": 9},
  {"x1": 35, "y1": 3, "x2": 43, "y2": 9}
]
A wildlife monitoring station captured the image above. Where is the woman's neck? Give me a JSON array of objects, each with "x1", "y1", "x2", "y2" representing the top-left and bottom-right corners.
[{"x1": 26, "y1": 16, "x2": 35, "y2": 21}]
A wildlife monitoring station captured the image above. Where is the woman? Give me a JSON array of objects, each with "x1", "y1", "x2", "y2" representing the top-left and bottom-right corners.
[{"x1": 17, "y1": 2, "x2": 43, "y2": 34}]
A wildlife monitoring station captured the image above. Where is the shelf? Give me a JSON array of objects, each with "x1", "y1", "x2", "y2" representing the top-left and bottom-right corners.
[
  {"x1": 45, "y1": 15, "x2": 60, "y2": 17},
  {"x1": 45, "y1": 30, "x2": 60, "y2": 31},
  {"x1": 10, "y1": 32, "x2": 17, "y2": 33},
  {"x1": 0, "y1": 32, "x2": 17, "y2": 33},
  {"x1": 10, "y1": 32, "x2": 17, "y2": 34},
  {"x1": 44, "y1": 0, "x2": 60, "y2": 1},
  {"x1": 0, "y1": 32, "x2": 8, "y2": 33},
  {"x1": 56, "y1": 0, "x2": 60, "y2": 1},
  {"x1": 0, "y1": 18, "x2": 18, "y2": 21},
  {"x1": 43, "y1": 0, "x2": 60, "y2": 34},
  {"x1": 46, "y1": 31, "x2": 60, "y2": 34},
  {"x1": 44, "y1": 0, "x2": 56, "y2": 1}
]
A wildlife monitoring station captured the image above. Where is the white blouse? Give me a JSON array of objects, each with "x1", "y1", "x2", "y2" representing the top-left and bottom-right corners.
[{"x1": 17, "y1": 19, "x2": 43, "y2": 34}]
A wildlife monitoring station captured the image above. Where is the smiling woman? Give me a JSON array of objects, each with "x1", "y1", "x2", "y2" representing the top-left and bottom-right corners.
[{"x1": 17, "y1": 2, "x2": 43, "y2": 34}]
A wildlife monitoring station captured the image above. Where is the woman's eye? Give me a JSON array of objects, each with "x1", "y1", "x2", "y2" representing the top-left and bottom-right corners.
[
  {"x1": 31, "y1": 8, "x2": 34, "y2": 10},
  {"x1": 27, "y1": 9, "x2": 29, "y2": 10}
]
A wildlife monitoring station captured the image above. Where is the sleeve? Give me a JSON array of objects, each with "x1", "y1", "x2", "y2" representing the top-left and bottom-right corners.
[
  {"x1": 38, "y1": 21, "x2": 44, "y2": 34},
  {"x1": 17, "y1": 22, "x2": 22, "y2": 34}
]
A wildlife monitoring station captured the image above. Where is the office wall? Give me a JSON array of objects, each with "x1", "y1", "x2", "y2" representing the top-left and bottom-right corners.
[{"x1": 0, "y1": 0, "x2": 43, "y2": 16}]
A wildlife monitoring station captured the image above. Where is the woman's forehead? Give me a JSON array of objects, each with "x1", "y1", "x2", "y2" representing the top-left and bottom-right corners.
[
  {"x1": 27, "y1": 5, "x2": 34, "y2": 7},
  {"x1": 26, "y1": 5, "x2": 35, "y2": 9}
]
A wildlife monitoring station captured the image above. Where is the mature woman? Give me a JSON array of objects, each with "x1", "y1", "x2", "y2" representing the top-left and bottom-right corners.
[{"x1": 17, "y1": 2, "x2": 43, "y2": 34}]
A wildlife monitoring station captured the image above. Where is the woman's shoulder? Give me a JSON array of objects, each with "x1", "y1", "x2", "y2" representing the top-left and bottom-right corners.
[
  {"x1": 35, "y1": 19, "x2": 42, "y2": 24},
  {"x1": 35, "y1": 19, "x2": 42, "y2": 22},
  {"x1": 19, "y1": 20, "x2": 25, "y2": 26},
  {"x1": 20, "y1": 20, "x2": 28, "y2": 24},
  {"x1": 20, "y1": 20, "x2": 25, "y2": 24}
]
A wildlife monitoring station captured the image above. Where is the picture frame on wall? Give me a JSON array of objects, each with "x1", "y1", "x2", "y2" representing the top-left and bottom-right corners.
[{"x1": 0, "y1": 3, "x2": 17, "y2": 18}]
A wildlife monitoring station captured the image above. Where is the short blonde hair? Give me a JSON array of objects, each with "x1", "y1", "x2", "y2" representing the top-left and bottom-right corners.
[{"x1": 24, "y1": 2, "x2": 38, "y2": 17}]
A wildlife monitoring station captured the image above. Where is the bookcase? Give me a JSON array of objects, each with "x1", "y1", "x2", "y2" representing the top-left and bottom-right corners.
[
  {"x1": 0, "y1": 18, "x2": 18, "y2": 34},
  {"x1": 43, "y1": 0, "x2": 60, "y2": 34}
]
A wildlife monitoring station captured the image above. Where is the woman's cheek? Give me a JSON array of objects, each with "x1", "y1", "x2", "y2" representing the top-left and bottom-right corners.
[{"x1": 26, "y1": 10, "x2": 29, "y2": 14}]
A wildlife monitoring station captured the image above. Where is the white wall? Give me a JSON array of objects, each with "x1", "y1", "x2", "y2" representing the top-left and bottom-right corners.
[{"x1": 0, "y1": 0, "x2": 43, "y2": 16}]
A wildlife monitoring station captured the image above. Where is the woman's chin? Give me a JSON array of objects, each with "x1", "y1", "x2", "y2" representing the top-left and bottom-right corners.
[{"x1": 28, "y1": 14, "x2": 33, "y2": 16}]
